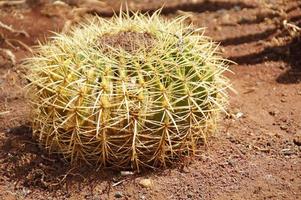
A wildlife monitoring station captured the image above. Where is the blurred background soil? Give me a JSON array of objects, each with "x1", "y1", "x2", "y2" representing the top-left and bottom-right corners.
[{"x1": 0, "y1": 0, "x2": 300, "y2": 199}]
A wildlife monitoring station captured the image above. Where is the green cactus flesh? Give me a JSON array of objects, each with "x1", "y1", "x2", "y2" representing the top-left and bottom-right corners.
[{"x1": 26, "y1": 12, "x2": 230, "y2": 170}]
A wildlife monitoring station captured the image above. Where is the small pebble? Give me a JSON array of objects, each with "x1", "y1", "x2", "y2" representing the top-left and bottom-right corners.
[
  {"x1": 280, "y1": 125, "x2": 288, "y2": 131},
  {"x1": 268, "y1": 110, "x2": 279, "y2": 116},
  {"x1": 233, "y1": 6, "x2": 241, "y2": 11},
  {"x1": 281, "y1": 148, "x2": 294, "y2": 156},
  {"x1": 187, "y1": 193, "x2": 193, "y2": 198},
  {"x1": 139, "y1": 178, "x2": 153, "y2": 188},
  {"x1": 293, "y1": 130, "x2": 301, "y2": 146},
  {"x1": 120, "y1": 171, "x2": 134, "y2": 176},
  {"x1": 235, "y1": 112, "x2": 244, "y2": 119},
  {"x1": 114, "y1": 191, "x2": 123, "y2": 198},
  {"x1": 280, "y1": 99, "x2": 286, "y2": 103}
]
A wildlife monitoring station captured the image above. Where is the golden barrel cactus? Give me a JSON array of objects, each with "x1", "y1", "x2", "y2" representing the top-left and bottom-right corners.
[{"x1": 26, "y1": 12, "x2": 230, "y2": 170}]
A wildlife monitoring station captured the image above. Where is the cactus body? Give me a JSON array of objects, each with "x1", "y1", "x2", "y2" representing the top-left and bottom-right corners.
[{"x1": 26, "y1": 12, "x2": 230, "y2": 170}]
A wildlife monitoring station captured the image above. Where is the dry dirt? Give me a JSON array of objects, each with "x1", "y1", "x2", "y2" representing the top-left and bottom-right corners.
[{"x1": 0, "y1": 0, "x2": 301, "y2": 199}]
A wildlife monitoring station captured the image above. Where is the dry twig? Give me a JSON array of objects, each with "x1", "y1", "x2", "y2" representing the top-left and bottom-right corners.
[
  {"x1": 283, "y1": 20, "x2": 301, "y2": 32},
  {"x1": 0, "y1": 0, "x2": 25, "y2": 7},
  {"x1": 0, "y1": 20, "x2": 29, "y2": 37},
  {"x1": 0, "y1": 19, "x2": 31, "y2": 66},
  {"x1": 0, "y1": 111, "x2": 10, "y2": 115},
  {"x1": 51, "y1": 168, "x2": 85, "y2": 187},
  {"x1": 42, "y1": 0, "x2": 108, "y2": 33},
  {"x1": 0, "y1": 48, "x2": 16, "y2": 65}
]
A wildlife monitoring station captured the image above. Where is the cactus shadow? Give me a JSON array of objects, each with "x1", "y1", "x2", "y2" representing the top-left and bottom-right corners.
[
  {"x1": 0, "y1": 125, "x2": 117, "y2": 192},
  {"x1": 0, "y1": 124, "x2": 185, "y2": 195}
]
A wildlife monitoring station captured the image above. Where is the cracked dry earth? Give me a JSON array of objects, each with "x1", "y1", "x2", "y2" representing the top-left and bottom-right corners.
[{"x1": 0, "y1": 0, "x2": 300, "y2": 199}]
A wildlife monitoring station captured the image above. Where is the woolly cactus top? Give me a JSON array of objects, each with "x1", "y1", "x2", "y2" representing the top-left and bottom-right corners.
[{"x1": 26, "y1": 12, "x2": 230, "y2": 170}]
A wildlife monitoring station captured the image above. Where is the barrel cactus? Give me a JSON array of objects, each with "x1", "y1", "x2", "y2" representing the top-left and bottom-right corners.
[{"x1": 26, "y1": 11, "x2": 230, "y2": 170}]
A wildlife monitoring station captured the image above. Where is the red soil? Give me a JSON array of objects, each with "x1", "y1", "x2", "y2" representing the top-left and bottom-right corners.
[{"x1": 0, "y1": 0, "x2": 300, "y2": 199}]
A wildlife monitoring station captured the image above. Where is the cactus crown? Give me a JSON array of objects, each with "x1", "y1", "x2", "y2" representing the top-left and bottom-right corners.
[{"x1": 26, "y1": 11, "x2": 230, "y2": 170}]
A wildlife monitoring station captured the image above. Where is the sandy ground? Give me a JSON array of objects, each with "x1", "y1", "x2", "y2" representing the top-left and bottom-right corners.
[{"x1": 0, "y1": 0, "x2": 300, "y2": 199}]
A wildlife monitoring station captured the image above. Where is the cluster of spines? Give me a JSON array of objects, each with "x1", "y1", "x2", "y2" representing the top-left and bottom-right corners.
[{"x1": 26, "y1": 11, "x2": 230, "y2": 170}]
